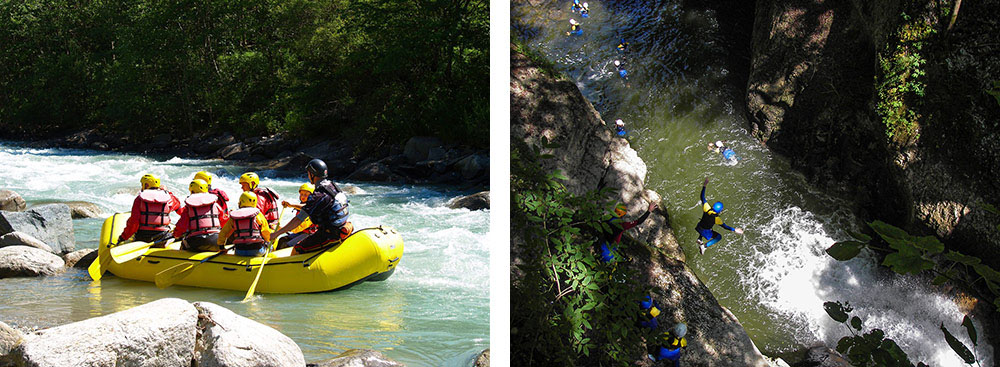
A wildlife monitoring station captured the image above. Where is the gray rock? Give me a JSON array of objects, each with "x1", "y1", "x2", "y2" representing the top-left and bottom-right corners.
[
  {"x1": 7, "y1": 298, "x2": 197, "y2": 367},
  {"x1": 474, "y1": 349, "x2": 489, "y2": 367},
  {"x1": 0, "y1": 246, "x2": 64, "y2": 278},
  {"x1": 448, "y1": 191, "x2": 490, "y2": 211},
  {"x1": 195, "y1": 133, "x2": 237, "y2": 154},
  {"x1": 455, "y1": 154, "x2": 489, "y2": 179},
  {"x1": 1, "y1": 320, "x2": 24, "y2": 358},
  {"x1": 426, "y1": 146, "x2": 447, "y2": 161},
  {"x1": 62, "y1": 201, "x2": 103, "y2": 219},
  {"x1": 795, "y1": 345, "x2": 850, "y2": 367},
  {"x1": 218, "y1": 142, "x2": 247, "y2": 160},
  {"x1": 346, "y1": 163, "x2": 405, "y2": 183},
  {"x1": 0, "y1": 190, "x2": 26, "y2": 212},
  {"x1": 342, "y1": 185, "x2": 366, "y2": 195},
  {"x1": 63, "y1": 248, "x2": 97, "y2": 269},
  {"x1": 0, "y1": 204, "x2": 75, "y2": 254},
  {"x1": 151, "y1": 133, "x2": 173, "y2": 148},
  {"x1": 0, "y1": 232, "x2": 53, "y2": 252},
  {"x1": 312, "y1": 349, "x2": 405, "y2": 367},
  {"x1": 403, "y1": 136, "x2": 443, "y2": 164},
  {"x1": 193, "y1": 301, "x2": 305, "y2": 367}
]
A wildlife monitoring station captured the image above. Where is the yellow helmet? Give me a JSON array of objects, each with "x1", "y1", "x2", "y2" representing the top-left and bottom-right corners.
[
  {"x1": 239, "y1": 172, "x2": 259, "y2": 190},
  {"x1": 298, "y1": 183, "x2": 315, "y2": 193},
  {"x1": 614, "y1": 203, "x2": 627, "y2": 217},
  {"x1": 238, "y1": 191, "x2": 258, "y2": 208},
  {"x1": 140, "y1": 174, "x2": 161, "y2": 190},
  {"x1": 194, "y1": 171, "x2": 213, "y2": 185},
  {"x1": 189, "y1": 179, "x2": 208, "y2": 194}
]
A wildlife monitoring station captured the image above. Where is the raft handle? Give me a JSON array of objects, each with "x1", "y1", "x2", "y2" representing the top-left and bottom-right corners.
[
  {"x1": 146, "y1": 260, "x2": 160, "y2": 264},
  {"x1": 222, "y1": 267, "x2": 237, "y2": 271}
]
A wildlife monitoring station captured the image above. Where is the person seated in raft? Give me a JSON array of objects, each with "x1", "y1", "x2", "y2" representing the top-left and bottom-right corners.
[
  {"x1": 118, "y1": 174, "x2": 182, "y2": 245},
  {"x1": 580, "y1": 2, "x2": 590, "y2": 17},
  {"x1": 217, "y1": 192, "x2": 272, "y2": 257},
  {"x1": 614, "y1": 60, "x2": 628, "y2": 79},
  {"x1": 566, "y1": 19, "x2": 582, "y2": 35},
  {"x1": 695, "y1": 177, "x2": 744, "y2": 255},
  {"x1": 617, "y1": 38, "x2": 629, "y2": 53},
  {"x1": 173, "y1": 179, "x2": 229, "y2": 252},
  {"x1": 614, "y1": 118, "x2": 627, "y2": 136},
  {"x1": 570, "y1": 0, "x2": 582, "y2": 13},
  {"x1": 194, "y1": 171, "x2": 229, "y2": 213},
  {"x1": 238, "y1": 172, "x2": 281, "y2": 230},
  {"x1": 707, "y1": 140, "x2": 738, "y2": 163},
  {"x1": 648, "y1": 323, "x2": 688, "y2": 367},
  {"x1": 271, "y1": 159, "x2": 354, "y2": 255},
  {"x1": 275, "y1": 182, "x2": 319, "y2": 250},
  {"x1": 598, "y1": 201, "x2": 657, "y2": 263}
]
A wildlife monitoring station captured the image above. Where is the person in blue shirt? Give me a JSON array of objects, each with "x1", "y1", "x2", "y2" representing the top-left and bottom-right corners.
[
  {"x1": 614, "y1": 119, "x2": 627, "y2": 136},
  {"x1": 695, "y1": 177, "x2": 743, "y2": 254},
  {"x1": 614, "y1": 60, "x2": 628, "y2": 79},
  {"x1": 708, "y1": 140, "x2": 738, "y2": 163},
  {"x1": 570, "y1": 0, "x2": 582, "y2": 13},
  {"x1": 566, "y1": 19, "x2": 582, "y2": 35},
  {"x1": 580, "y1": 2, "x2": 590, "y2": 17}
]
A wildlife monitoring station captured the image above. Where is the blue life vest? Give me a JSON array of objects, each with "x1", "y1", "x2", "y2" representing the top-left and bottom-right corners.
[
  {"x1": 657, "y1": 346, "x2": 681, "y2": 361},
  {"x1": 722, "y1": 148, "x2": 736, "y2": 161},
  {"x1": 599, "y1": 241, "x2": 616, "y2": 263},
  {"x1": 307, "y1": 180, "x2": 350, "y2": 229},
  {"x1": 619, "y1": 69, "x2": 628, "y2": 78}
]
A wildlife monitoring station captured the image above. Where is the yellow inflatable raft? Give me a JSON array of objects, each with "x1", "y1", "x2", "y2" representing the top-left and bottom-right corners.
[{"x1": 95, "y1": 213, "x2": 403, "y2": 293}]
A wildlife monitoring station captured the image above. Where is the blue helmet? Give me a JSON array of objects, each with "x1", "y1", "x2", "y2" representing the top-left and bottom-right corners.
[{"x1": 712, "y1": 201, "x2": 724, "y2": 213}]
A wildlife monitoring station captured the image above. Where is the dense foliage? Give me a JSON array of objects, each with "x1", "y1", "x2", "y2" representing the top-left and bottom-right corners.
[
  {"x1": 0, "y1": 0, "x2": 488, "y2": 148},
  {"x1": 511, "y1": 142, "x2": 650, "y2": 366}
]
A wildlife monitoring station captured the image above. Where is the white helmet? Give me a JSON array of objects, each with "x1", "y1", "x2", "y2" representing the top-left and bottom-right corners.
[
  {"x1": 569, "y1": 19, "x2": 578, "y2": 25},
  {"x1": 672, "y1": 323, "x2": 687, "y2": 338},
  {"x1": 715, "y1": 141, "x2": 724, "y2": 148},
  {"x1": 583, "y1": 2, "x2": 588, "y2": 6},
  {"x1": 615, "y1": 119, "x2": 625, "y2": 126},
  {"x1": 614, "y1": 60, "x2": 621, "y2": 66}
]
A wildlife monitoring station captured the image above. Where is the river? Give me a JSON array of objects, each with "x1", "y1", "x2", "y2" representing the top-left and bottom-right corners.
[
  {"x1": 0, "y1": 142, "x2": 489, "y2": 366},
  {"x1": 513, "y1": 1, "x2": 993, "y2": 365}
]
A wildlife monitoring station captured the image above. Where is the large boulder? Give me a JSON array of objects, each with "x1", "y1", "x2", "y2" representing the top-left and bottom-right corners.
[
  {"x1": 7, "y1": 298, "x2": 198, "y2": 367},
  {"x1": 346, "y1": 162, "x2": 405, "y2": 183},
  {"x1": 0, "y1": 204, "x2": 75, "y2": 254},
  {"x1": 0, "y1": 246, "x2": 64, "y2": 278},
  {"x1": 218, "y1": 142, "x2": 248, "y2": 160},
  {"x1": 0, "y1": 190, "x2": 26, "y2": 212},
  {"x1": 474, "y1": 349, "x2": 489, "y2": 367},
  {"x1": 447, "y1": 191, "x2": 490, "y2": 211},
  {"x1": 0, "y1": 231, "x2": 53, "y2": 252},
  {"x1": 1, "y1": 320, "x2": 24, "y2": 358},
  {"x1": 404, "y1": 136, "x2": 443, "y2": 164},
  {"x1": 62, "y1": 248, "x2": 97, "y2": 269},
  {"x1": 62, "y1": 201, "x2": 102, "y2": 219},
  {"x1": 454, "y1": 154, "x2": 489, "y2": 180},
  {"x1": 195, "y1": 133, "x2": 237, "y2": 154},
  {"x1": 311, "y1": 349, "x2": 405, "y2": 367},
  {"x1": 193, "y1": 301, "x2": 305, "y2": 367}
]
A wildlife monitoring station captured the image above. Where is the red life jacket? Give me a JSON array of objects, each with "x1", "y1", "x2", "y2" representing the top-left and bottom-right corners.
[
  {"x1": 137, "y1": 190, "x2": 172, "y2": 231},
  {"x1": 184, "y1": 193, "x2": 222, "y2": 237},
  {"x1": 253, "y1": 187, "x2": 280, "y2": 223},
  {"x1": 231, "y1": 207, "x2": 264, "y2": 245}
]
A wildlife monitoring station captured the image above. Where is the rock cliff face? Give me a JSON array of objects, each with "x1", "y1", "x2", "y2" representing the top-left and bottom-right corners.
[
  {"x1": 746, "y1": 0, "x2": 1000, "y2": 266},
  {"x1": 511, "y1": 44, "x2": 769, "y2": 367}
]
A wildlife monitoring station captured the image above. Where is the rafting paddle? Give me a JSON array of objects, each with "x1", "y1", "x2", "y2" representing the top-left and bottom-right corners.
[
  {"x1": 241, "y1": 244, "x2": 273, "y2": 302},
  {"x1": 111, "y1": 236, "x2": 174, "y2": 264},
  {"x1": 154, "y1": 245, "x2": 234, "y2": 289}
]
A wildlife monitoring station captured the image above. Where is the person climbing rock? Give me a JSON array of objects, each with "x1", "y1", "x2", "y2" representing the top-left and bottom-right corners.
[
  {"x1": 708, "y1": 140, "x2": 738, "y2": 163},
  {"x1": 580, "y1": 2, "x2": 590, "y2": 17},
  {"x1": 615, "y1": 119, "x2": 627, "y2": 136},
  {"x1": 566, "y1": 19, "x2": 582, "y2": 35},
  {"x1": 638, "y1": 294, "x2": 661, "y2": 330},
  {"x1": 648, "y1": 323, "x2": 688, "y2": 367},
  {"x1": 598, "y1": 201, "x2": 657, "y2": 263},
  {"x1": 695, "y1": 177, "x2": 743, "y2": 254}
]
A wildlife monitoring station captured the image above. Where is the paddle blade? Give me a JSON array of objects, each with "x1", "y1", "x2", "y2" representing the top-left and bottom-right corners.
[
  {"x1": 154, "y1": 262, "x2": 195, "y2": 289},
  {"x1": 242, "y1": 257, "x2": 270, "y2": 302},
  {"x1": 88, "y1": 251, "x2": 110, "y2": 281},
  {"x1": 112, "y1": 238, "x2": 173, "y2": 264}
]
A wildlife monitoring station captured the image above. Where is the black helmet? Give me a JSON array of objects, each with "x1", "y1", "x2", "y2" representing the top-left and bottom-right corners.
[{"x1": 306, "y1": 158, "x2": 328, "y2": 178}]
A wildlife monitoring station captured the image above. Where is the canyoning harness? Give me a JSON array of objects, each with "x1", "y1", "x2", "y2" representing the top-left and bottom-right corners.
[
  {"x1": 306, "y1": 180, "x2": 351, "y2": 230},
  {"x1": 696, "y1": 187, "x2": 734, "y2": 232},
  {"x1": 137, "y1": 190, "x2": 172, "y2": 231},
  {"x1": 208, "y1": 187, "x2": 229, "y2": 213},
  {"x1": 183, "y1": 193, "x2": 222, "y2": 237},
  {"x1": 231, "y1": 207, "x2": 265, "y2": 249},
  {"x1": 652, "y1": 335, "x2": 686, "y2": 361},
  {"x1": 638, "y1": 295, "x2": 661, "y2": 330},
  {"x1": 253, "y1": 187, "x2": 280, "y2": 225}
]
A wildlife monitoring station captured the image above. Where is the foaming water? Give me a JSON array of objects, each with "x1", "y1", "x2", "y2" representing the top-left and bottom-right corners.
[
  {"x1": 514, "y1": 1, "x2": 993, "y2": 364},
  {"x1": 0, "y1": 142, "x2": 488, "y2": 366}
]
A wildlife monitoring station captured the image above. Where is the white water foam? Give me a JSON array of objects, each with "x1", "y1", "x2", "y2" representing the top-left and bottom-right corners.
[{"x1": 746, "y1": 206, "x2": 993, "y2": 366}]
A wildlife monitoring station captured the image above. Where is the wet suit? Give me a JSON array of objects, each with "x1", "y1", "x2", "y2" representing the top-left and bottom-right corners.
[
  {"x1": 695, "y1": 186, "x2": 734, "y2": 248},
  {"x1": 599, "y1": 209, "x2": 651, "y2": 262}
]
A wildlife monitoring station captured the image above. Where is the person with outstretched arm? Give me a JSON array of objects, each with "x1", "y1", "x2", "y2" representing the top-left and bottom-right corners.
[
  {"x1": 599, "y1": 201, "x2": 658, "y2": 263},
  {"x1": 695, "y1": 177, "x2": 743, "y2": 254}
]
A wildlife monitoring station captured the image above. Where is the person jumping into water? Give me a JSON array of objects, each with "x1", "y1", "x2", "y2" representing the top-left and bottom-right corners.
[{"x1": 695, "y1": 177, "x2": 743, "y2": 254}]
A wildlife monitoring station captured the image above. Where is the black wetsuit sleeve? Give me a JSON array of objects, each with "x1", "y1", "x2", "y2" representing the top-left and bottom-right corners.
[{"x1": 701, "y1": 186, "x2": 707, "y2": 204}]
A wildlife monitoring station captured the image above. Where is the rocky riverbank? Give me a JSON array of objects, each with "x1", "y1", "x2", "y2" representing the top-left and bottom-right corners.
[
  {"x1": 511, "y1": 44, "x2": 774, "y2": 366},
  {"x1": 0, "y1": 298, "x2": 416, "y2": 367}
]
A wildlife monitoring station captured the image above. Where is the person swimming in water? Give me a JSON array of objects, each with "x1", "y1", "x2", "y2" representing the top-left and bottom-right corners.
[
  {"x1": 614, "y1": 60, "x2": 628, "y2": 79},
  {"x1": 615, "y1": 119, "x2": 626, "y2": 136},
  {"x1": 566, "y1": 19, "x2": 582, "y2": 35},
  {"x1": 708, "y1": 140, "x2": 738, "y2": 163}
]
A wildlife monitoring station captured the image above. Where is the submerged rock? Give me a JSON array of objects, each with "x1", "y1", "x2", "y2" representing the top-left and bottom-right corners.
[
  {"x1": 193, "y1": 301, "x2": 305, "y2": 367},
  {"x1": 0, "y1": 246, "x2": 64, "y2": 278},
  {"x1": 0, "y1": 190, "x2": 26, "y2": 212},
  {"x1": 62, "y1": 248, "x2": 97, "y2": 269},
  {"x1": 0, "y1": 231, "x2": 53, "y2": 253},
  {"x1": 7, "y1": 298, "x2": 198, "y2": 367},
  {"x1": 310, "y1": 349, "x2": 405, "y2": 367},
  {"x1": 0, "y1": 204, "x2": 75, "y2": 254},
  {"x1": 448, "y1": 191, "x2": 490, "y2": 211}
]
